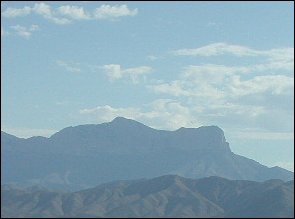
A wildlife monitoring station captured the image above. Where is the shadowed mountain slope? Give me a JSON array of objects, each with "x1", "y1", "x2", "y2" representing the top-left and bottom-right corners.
[
  {"x1": 1, "y1": 175, "x2": 294, "y2": 218},
  {"x1": 1, "y1": 117, "x2": 293, "y2": 190}
]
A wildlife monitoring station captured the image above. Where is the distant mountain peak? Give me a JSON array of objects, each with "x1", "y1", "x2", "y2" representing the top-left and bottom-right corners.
[
  {"x1": 111, "y1": 116, "x2": 134, "y2": 123},
  {"x1": 1, "y1": 131, "x2": 19, "y2": 138},
  {"x1": 2, "y1": 118, "x2": 294, "y2": 191},
  {"x1": 109, "y1": 116, "x2": 150, "y2": 129}
]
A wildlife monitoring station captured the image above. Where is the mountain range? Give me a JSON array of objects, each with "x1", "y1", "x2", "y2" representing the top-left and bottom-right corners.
[
  {"x1": 1, "y1": 117, "x2": 293, "y2": 191},
  {"x1": 1, "y1": 175, "x2": 294, "y2": 218}
]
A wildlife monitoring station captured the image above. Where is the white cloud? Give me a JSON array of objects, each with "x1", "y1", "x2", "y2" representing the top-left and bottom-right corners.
[
  {"x1": 172, "y1": 42, "x2": 293, "y2": 58},
  {"x1": 252, "y1": 60, "x2": 294, "y2": 72},
  {"x1": 57, "y1": 60, "x2": 81, "y2": 73},
  {"x1": 146, "y1": 99, "x2": 197, "y2": 129},
  {"x1": 78, "y1": 97, "x2": 293, "y2": 137},
  {"x1": 203, "y1": 97, "x2": 293, "y2": 133},
  {"x1": 148, "y1": 65, "x2": 239, "y2": 100},
  {"x1": 80, "y1": 105, "x2": 141, "y2": 122},
  {"x1": 199, "y1": 104, "x2": 279, "y2": 131},
  {"x1": 147, "y1": 55, "x2": 159, "y2": 61},
  {"x1": 172, "y1": 43, "x2": 259, "y2": 57},
  {"x1": 150, "y1": 82, "x2": 224, "y2": 101},
  {"x1": 102, "y1": 64, "x2": 152, "y2": 84},
  {"x1": 1, "y1": 26, "x2": 5, "y2": 36},
  {"x1": 57, "y1": 5, "x2": 90, "y2": 20},
  {"x1": 183, "y1": 64, "x2": 249, "y2": 83},
  {"x1": 148, "y1": 64, "x2": 248, "y2": 99},
  {"x1": 2, "y1": 3, "x2": 138, "y2": 24},
  {"x1": 79, "y1": 99, "x2": 198, "y2": 130},
  {"x1": 147, "y1": 59, "x2": 293, "y2": 135},
  {"x1": 206, "y1": 103, "x2": 266, "y2": 118},
  {"x1": 102, "y1": 64, "x2": 122, "y2": 80},
  {"x1": 228, "y1": 75, "x2": 294, "y2": 97},
  {"x1": 267, "y1": 48, "x2": 294, "y2": 63},
  {"x1": 10, "y1": 24, "x2": 39, "y2": 39},
  {"x1": 33, "y1": 2, "x2": 71, "y2": 25},
  {"x1": 93, "y1": 4, "x2": 138, "y2": 20},
  {"x1": 172, "y1": 43, "x2": 294, "y2": 72},
  {"x1": 124, "y1": 66, "x2": 152, "y2": 75},
  {"x1": 193, "y1": 84, "x2": 226, "y2": 100},
  {"x1": 32, "y1": 2, "x2": 51, "y2": 17},
  {"x1": 29, "y1": 24, "x2": 39, "y2": 31},
  {"x1": 2, "y1": 6, "x2": 32, "y2": 18},
  {"x1": 148, "y1": 80, "x2": 191, "y2": 97},
  {"x1": 149, "y1": 62, "x2": 294, "y2": 101}
]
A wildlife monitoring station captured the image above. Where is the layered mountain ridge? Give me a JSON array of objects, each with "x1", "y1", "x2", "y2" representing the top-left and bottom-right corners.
[
  {"x1": 1, "y1": 117, "x2": 293, "y2": 191},
  {"x1": 1, "y1": 175, "x2": 294, "y2": 218}
]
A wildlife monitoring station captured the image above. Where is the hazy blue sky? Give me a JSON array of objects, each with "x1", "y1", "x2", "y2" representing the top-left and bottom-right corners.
[{"x1": 1, "y1": 1, "x2": 294, "y2": 171}]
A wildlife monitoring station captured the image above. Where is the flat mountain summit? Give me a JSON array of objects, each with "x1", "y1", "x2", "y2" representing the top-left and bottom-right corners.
[
  {"x1": 2, "y1": 175, "x2": 294, "y2": 218},
  {"x1": 1, "y1": 117, "x2": 293, "y2": 191}
]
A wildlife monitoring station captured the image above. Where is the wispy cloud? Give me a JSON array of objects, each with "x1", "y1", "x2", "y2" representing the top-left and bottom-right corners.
[
  {"x1": 55, "y1": 61, "x2": 151, "y2": 83},
  {"x1": 93, "y1": 4, "x2": 138, "y2": 20},
  {"x1": 149, "y1": 58, "x2": 293, "y2": 99},
  {"x1": 147, "y1": 80, "x2": 191, "y2": 97},
  {"x1": 183, "y1": 64, "x2": 249, "y2": 83},
  {"x1": 147, "y1": 42, "x2": 294, "y2": 136},
  {"x1": 172, "y1": 43, "x2": 294, "y2": 72},
  {"x1": 2, "y1": 3, "x2": 71, "y2": 24},
  {"x1": 172, "y1": 43, "x2": 258, "y2": 57},
  {"x1": 56, "y1": 60, "x2": 81, "y2": 73},
  {"x1": 88, "y1": 105, "x2": 289, "y2": 141},
  {"x1": 57, "y1": 5, "x2": 90, "y2": 20},
  {"x1": 102, "y1": 64, "x2": 152, "y2": 84},
  {"x1": 228, "y1": 75, "x2": 294, "y2": 97},
  {"x1": 171, "y1": 44, "x2": 294, "y2": 97},
  {"x1": 34, "y1": 2, "x2": 71, "y2": 25},
  {"x1": 147, "y1": 55, "x2": 160, "y2": 61},
  {"x1": 2, "y1": 5, "x2": 32, "y2": 17},
  {"x1": 149, "y1": 76, "x2": 293, "y2": 108},
  {"x1": 172, "y1": 42, "x2": 292, "y2": 58},
  {"x1": 2, "y1": 3, "x2": 138, "y2": 24},
  {"x1": 10, "y1": 24, "x2": 39, "y2": 39},
  {"x1": 79, "y1": 99, "x2": 197, "y2": 130},
  {"x1": 1, "y1": 26, "x2": 6, "y2": 37},
  {"x1": 80, "y1": 105, "x2": 141, "y2": 121},
  {"x1": 78, "y1": 99, "x2": 293, "y2": 139}
]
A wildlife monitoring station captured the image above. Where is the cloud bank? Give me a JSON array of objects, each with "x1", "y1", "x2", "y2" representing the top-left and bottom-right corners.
[{"x1": 2, "y1": 3, "x2": 138, "y2": 24}]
